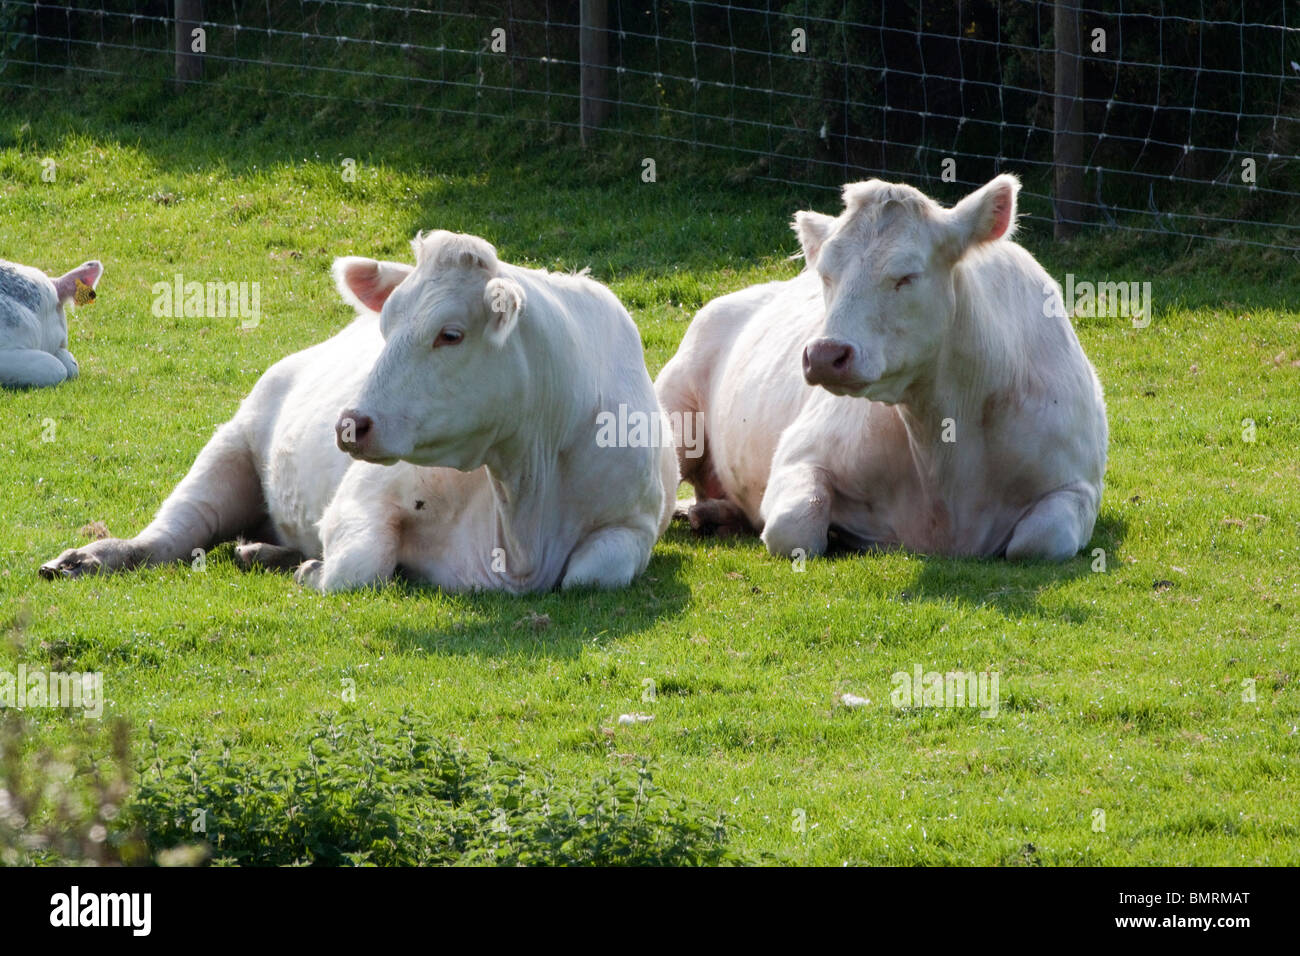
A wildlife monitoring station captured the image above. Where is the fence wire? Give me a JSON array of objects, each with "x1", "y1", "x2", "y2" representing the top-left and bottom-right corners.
[{"x1": 1, "y1": 2, "x2": 1298, "y2": 248}]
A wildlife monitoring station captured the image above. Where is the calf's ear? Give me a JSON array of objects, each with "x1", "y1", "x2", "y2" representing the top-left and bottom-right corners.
[
  {"x1": 483, "y1": 277, "x2": 524, "y2": 347},
  {"x1": 791, "y1": 211, "x2": 835, "y2": 267},
  {"x1": 332, "y1": 257, "x2": 413, "y2": 313},
  {"x1": 945, "y1": 174, "x2": 1019, "y2": 257},
  {"x1": 53, "y1": 260, "x2": 103, "y2": 306}
]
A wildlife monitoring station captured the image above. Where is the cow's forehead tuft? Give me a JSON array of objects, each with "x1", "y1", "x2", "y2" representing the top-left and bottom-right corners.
[
  {"x1": 841, "y1": 180, "x2": 936, "y2": 219},
  {"x1": 411, "y1": 230, "x2": 499, "y2": 274}
]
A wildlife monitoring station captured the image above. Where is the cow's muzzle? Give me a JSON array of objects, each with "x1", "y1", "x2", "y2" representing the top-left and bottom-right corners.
[
  {"x1": 802, "y1": 337, "x2": 870, "y2": 393},
  {"x1": 336, "y1": 408, "x2": 375, "y2": 456}
]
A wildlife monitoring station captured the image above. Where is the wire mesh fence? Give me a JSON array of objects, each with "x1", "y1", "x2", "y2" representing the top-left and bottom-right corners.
[{"x1": 1, "y1": 2, "x2": 1298, "y2": 248}]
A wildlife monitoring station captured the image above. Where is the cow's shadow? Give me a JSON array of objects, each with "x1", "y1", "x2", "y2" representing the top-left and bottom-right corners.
[
  {"x1": 383, "y1": 550, "x2": 692, "y2": 659},
  {"x1": 847, "y1": 511, "x2": 1130, "y2": 623}
]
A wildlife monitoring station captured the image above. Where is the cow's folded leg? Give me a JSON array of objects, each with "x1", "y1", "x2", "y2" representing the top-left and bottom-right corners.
[
  {"x1": 54, "y1": 348, "x2": 79, "y2": 381},
  {"x1": 759, "y1": 462, "x2": 834, "y2": 560},
  {"x1": 298, "y1": 539, "x2": 397, "y2": 592},
  {"x1": 0, "y1": 348, "x2": 69, "y2": 389},
  {"x1": 40, "y1": 421, "x2": 265, "y2": 579},
  {"x1": 308, "y1": 496, "x2": 399, "y2": 592},
  {"x1": 562, "y1": 525, "x2": 653, "y2": 590},
  {"x1": 1004, "y1": 484, "x2": 1098, "y2": 562}
]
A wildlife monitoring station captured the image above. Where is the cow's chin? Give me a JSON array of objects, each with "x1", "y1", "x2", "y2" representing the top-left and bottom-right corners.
[
  {"x1": 859, "y1": 380, "x2": 908, "y2": 404},
  {"x1": 346, "y1": 449, "x2": 402, "y2": 466},
  {"x1": 393, "y1": 441, "x2": 482, "y2": 472},
  {"x1": 819, "y1": 373, "x2": 910, "y2": 405}
]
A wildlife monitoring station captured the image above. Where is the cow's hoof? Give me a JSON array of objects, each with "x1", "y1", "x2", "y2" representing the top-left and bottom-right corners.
[
  {"x1": 687, "y1": 498, "x2": 751, "y2": 538},
  {"x1": 39, "y1": 549, "x2": 102, "y2": 580},
  {"x1": 235, "y1": 542, "x2": 304, "y2": 573},
  {"x1": 294, "y1": 559, "x2": 324, "y2": 589}
]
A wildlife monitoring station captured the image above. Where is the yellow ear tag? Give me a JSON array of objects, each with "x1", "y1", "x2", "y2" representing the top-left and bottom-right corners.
[{"x1": 74, "y1": 278, "x2": 96, "y2": 306}]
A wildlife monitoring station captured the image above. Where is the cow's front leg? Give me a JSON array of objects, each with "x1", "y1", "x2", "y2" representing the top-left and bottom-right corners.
[
  {"x1": 1004, "y1": 482, "x2": 1099, "y2": 562},
  {"x1": 562, "y1": 525, "x2": 653, "y2": 590},
  {"x1": 295, "y1": 531, "x2": 398, "y2": 592},
  {"x1": 305, "y1": 473, "x2": 399, "y2": 592},
  {"x1": 40, "y1": 420, "x2": 266, "y2": 579},
  {"x1": 759, "y1": 460, "x2": 834, "y2": 560}
]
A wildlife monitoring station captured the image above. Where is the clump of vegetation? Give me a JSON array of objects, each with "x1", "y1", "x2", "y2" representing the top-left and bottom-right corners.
[
  {"x1": 0, "y1": 713, "x2": 146, "y2": 866},
  {"x1": 1, "y1": 712, "x2": 745, "y2": 866},
  {"x1": 127, "y1": 713, "x2": 745, "y2": 866}
]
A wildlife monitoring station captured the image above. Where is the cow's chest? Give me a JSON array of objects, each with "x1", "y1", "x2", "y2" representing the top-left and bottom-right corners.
[{"x1": 261, "y1": 420, "x2": 355, "y2": 556}]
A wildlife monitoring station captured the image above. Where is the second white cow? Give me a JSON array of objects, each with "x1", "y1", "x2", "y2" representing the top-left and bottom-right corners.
[
  {"x1": 656, "y1": 174, "x2": 1108, "y2": 561},
  {"x1": 41, "y1": 231, "x2": 676, "y2": 592}
]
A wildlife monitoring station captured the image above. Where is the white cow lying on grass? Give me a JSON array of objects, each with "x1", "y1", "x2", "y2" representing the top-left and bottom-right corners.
[
  {"x1": 41, "y1": 232, "x2": 677, "y2": 592},
  {"x1": 0, "y1": 259, "x2": 102, "y2": 388},
  {"x1": 656, "y1": 174, "x2": 1107, "y2": 561}
]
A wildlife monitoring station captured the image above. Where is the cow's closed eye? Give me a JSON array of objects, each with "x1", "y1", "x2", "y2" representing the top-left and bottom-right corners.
[
  {"x1": 894, "y1": 274, "x2": 919, "y2": 291},
  {"x1": 433, "y1": 328, "x2": 464, "y2": 348}
]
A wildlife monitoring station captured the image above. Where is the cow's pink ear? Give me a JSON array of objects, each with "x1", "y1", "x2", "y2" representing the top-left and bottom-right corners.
[
  {"x1": 483, "y1": 277, "x2": 524, "y2": 346},
  {"x1": 53, "y1": 260, "x2": 103, "y2": 305},
  {"x1": 791, "y1": 211, "x2": 835, "y2": 267},
  {"x1": 332, "y1": 257, "x2": 413, "y2": 313},
  {"x1": 948, "y1": 174, "x2": 1020, "y2": 254}
]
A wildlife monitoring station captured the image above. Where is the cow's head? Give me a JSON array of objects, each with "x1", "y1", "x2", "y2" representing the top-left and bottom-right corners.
[
  {"x1": 796, "y1": 174, "x2": 1019, "y2": 402},
  {"x1": 332, "y1": 231, "x2": 528, "y2": 470}
]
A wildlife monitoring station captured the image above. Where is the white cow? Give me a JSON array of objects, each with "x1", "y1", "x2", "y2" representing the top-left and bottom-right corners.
[
  {"x1": 1, "y1": 259, "x2": 102, "y2": 388},
  {"x1": 40, "y1": 232, "x2": 677, "y2": 592},
  {"x1": 656, "y1": 175, "x2": 1108, "y2": 561}
]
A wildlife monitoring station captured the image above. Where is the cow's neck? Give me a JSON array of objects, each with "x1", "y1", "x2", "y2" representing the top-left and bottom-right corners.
[
  {"x1": 897, "y1": 283, "x2": 1022, "y2": 498},
  {"x1": 479, "y1": 370, "x2": 591, "y2": 589}
]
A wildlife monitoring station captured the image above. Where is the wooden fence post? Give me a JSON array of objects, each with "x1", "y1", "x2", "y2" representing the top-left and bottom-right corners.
[
  {"x1": 1053, "y1": 0, "x2": 1086, "y2": 239},
  {"x1": 175, "y1": 0, "x2": 203, "y2": 89},
  {"x1": 580, "y1": 0, "x2": 609, "y2": 144}
]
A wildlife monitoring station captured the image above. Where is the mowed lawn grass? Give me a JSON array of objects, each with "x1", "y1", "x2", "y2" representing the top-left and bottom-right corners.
[{"x1": 1, "y1": 86, "x2": 1298, "y2": 865}]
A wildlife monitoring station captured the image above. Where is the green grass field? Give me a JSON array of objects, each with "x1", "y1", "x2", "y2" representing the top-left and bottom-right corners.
[{"x1": 1, "y1": 81, "x2": 1298, "y2": 865}]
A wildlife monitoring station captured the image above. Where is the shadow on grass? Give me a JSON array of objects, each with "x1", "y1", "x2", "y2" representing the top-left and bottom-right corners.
[
  {"x1": 381, "y1": 550, "x2": 692, "y2": 660},
  {"x1": 893, "y1": 511, "x2": 1130, "y2": 622},
  {"x1": 668, "y1": 510, "x2": 1130, "y2": 624}
]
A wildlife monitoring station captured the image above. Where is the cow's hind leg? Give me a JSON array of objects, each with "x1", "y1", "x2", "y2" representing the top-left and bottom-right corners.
[
  {"x1": 674, "y1": 438, "x2": 752, "y2": 537},
  {"x1": 234, "y1": 541, "x2": 304, "y2": 572},
  {"x1": 40, "y1": 421, "x2": 267, "y2": 578},
  {"x1": 684, "y1": 496, "x2": 752, "y2": 537},
  {"x1": 1004, "y1": 483, "x2": 1098, "y2": 562},
  {"x1": 656, "y1": 352, "x2": 750, "y2": 537}
]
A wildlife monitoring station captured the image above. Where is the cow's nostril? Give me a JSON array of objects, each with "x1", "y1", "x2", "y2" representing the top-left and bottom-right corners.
[
  {"x1": 803, "y1": 338, "x2": 861, "y2": 388},
  {"x1": 336, "y1": 409, "x2": 374, "y2": 450}
]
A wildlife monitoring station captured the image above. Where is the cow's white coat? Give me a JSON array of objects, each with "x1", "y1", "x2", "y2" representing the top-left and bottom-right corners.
[
  {"x1": 41, "y1": 233, "x2": 676, "y2": 592},
  {"x1": 656, "y1": 175, "x2": 1108, "y2": 561},
  {"x1": 0, "y1": 259, "x2": 102, "y2": 388}
]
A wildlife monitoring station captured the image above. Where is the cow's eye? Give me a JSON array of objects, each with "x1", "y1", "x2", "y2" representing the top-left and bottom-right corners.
[
  {"x1": 433, "y1": 328, "x2": 464, "y2": 348},
  {"x1": 894, "y1": 274, "x2": 918, "y2": 291}
]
